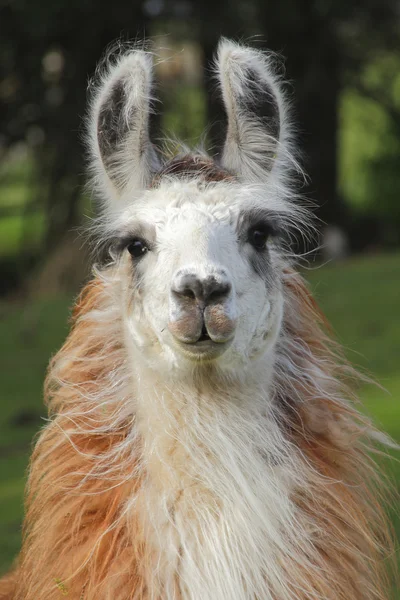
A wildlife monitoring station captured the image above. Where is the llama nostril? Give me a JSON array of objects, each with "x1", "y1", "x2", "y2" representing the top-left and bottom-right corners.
[
  {"x1": 172, "y1": 274, "x2": 203, "y2": 302},
  {"x1": 207, "y1": 282, "x2": 231, "y2": 303},
  {"x1": 172, "y1": 273, "x2": 232, "y2": 306},
  {"x1": 179, "y1": 288, "x2": 196, "y2": 300}
]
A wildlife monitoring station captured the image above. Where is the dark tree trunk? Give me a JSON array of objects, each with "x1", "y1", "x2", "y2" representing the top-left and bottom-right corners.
[
  {"x1": 258, "y1": 1, "x2": 346, "y2": 228},
  {"x1": 293, "y1": 35, "x2": 344, "y2": 226},
  {"x1": 195, "y1": 0, "x2": 251, "y2": 155}
]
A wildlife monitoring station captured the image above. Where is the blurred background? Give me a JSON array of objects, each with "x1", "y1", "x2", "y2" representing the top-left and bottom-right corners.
[{"x1": 0, "y1": 0, "x2": 399, "y2": 588}]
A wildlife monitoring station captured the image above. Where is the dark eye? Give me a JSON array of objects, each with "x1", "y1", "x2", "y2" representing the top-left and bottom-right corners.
[
  {"x1": 127, "y1": 239, "x2": 148, "y2": 258},
  {"x1": 248, "y1": 225, "x2": 270, "y2": 250}
]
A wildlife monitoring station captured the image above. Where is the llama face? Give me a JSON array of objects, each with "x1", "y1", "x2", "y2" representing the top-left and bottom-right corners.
[
  {"x1": 88, "y1": 40, "x2": 304, "y2": 372},
  {"x1": 110, "y1": 178, "x2": 286, "y2": 370}
]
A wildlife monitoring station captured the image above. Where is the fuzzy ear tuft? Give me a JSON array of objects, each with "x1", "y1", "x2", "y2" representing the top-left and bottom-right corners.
[
  {"x1": 214, "y1": 39, "x2": 291, "y2": 182},
  {"x1": 88, "y1": 49, "x2": 161, "y2": 207}
]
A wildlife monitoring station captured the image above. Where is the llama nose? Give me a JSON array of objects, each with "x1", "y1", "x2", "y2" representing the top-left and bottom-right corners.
[{"x1": 172, "y1": 273, "x2": 232, "y2": 306}]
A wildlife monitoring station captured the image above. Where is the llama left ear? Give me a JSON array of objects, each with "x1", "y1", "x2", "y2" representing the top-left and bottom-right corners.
[
  {"x1": 88, "y1": 49, "x2": 161, "y2": 207},
  {"x1": 214, "y1": 40, "x2": 289, "y2": 182}
]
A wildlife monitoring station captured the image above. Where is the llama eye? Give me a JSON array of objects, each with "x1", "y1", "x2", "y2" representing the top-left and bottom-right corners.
[
  {"x1": 127, "y1": 239, "x2": 148, "y2": 258},
  {"x1": 248, "y1": 225, "x2": 270, "y2": 250}
]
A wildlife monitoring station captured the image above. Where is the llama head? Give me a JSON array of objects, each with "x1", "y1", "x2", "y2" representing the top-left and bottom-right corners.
[{"x1": 87, "y1": 40, "x2": 307, "y2": 375}]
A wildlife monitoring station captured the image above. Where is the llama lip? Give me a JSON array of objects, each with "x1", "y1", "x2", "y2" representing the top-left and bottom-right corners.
[
  {"x1": 174, "y1": 335, "x2": 233, "y2": 359},
  {"x1": 168, "y1": 312, "x2": 236, "y2": 349},
  {"x1": 175, "y1": 323, "x2": 233, "y2": 359}
]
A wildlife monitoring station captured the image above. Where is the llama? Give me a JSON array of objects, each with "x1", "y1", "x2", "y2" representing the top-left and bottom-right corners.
[{"x1": 0, "y1": 39, "x2": 395, "y2": 600}]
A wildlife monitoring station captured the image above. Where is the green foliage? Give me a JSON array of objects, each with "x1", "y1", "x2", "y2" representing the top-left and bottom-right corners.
[
  {"x1": 0, "y1": 156, "x2": 44, "y2": 258},
  {"x1": 340, "y1": 53, "x2": 400, "y2": 232},
  {"x1": 340, "y1": 89, "x2": 389, "y2": 210},
  {"x1": 0, "y1": 214, "x2": 45, "y2": 258},
  {"x1": 162, "y1": 84, "x2": 207, "y2": 148}
]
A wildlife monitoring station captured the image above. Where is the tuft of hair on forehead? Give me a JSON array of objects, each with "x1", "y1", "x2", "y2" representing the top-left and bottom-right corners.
[{"x1": 151, "y1": 154, "x2": 236, "y2": 187}]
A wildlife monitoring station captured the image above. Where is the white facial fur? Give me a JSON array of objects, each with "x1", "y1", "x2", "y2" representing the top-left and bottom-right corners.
[{"x1": 110, "y1": 180, "x2": 287, "y2": 375}]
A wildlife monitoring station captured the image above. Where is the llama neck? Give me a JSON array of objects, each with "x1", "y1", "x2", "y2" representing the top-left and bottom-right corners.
[
  {"x1": 127, "y1": 355, "x2": 305, "y2": 600},
  {"x1": 131, "y1": 355, "x2": 279, "y2": 482}
]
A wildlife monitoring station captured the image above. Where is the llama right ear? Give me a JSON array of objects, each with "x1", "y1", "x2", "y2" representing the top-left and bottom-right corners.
[
  {"x1": 214, "y1": 40, "x2": 289, "y2": 182},
  {"x1": 88, "y1": 50, "x2": 161, "y2": 204}
]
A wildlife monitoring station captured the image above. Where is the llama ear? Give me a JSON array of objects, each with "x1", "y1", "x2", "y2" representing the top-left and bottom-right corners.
[
  {"x1": 88, "y1": 49, "x2": 161, "y2": 203},
  {"x1": 214, "y1": 39, "x2": 288, "y2": 182}
]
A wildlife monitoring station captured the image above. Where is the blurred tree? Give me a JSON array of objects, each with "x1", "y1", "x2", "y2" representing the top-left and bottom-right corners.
[
  {"x1": 341, "y1": 55, "x2": 400, "y2": 248},
  {"x1": 256, "y1": 0, "x2": 400, "y2": 239}
]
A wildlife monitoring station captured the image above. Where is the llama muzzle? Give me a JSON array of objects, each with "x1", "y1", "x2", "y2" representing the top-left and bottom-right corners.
[{"x1": 168, "y1": 269, "x2": 237, "y2": 353}]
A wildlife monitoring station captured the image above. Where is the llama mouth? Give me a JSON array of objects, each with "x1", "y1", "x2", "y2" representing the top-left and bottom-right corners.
[
  {"x1": 178, "y1": 339, "x2": 232, "y2": 360},
  {"x1": 198, "y1": 323, "x2": 211, "y2": 342},
  {"x1": 168, "y1": 318, "x2": 234, "y2": 359},
  {"x1": 176, "y1": 326, "x2": 233, "y2": 359}
]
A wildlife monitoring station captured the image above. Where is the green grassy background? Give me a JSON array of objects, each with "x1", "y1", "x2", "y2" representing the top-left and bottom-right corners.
[{"x1": 0, "y1": 253, "x2": 399, "y2": 587}]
